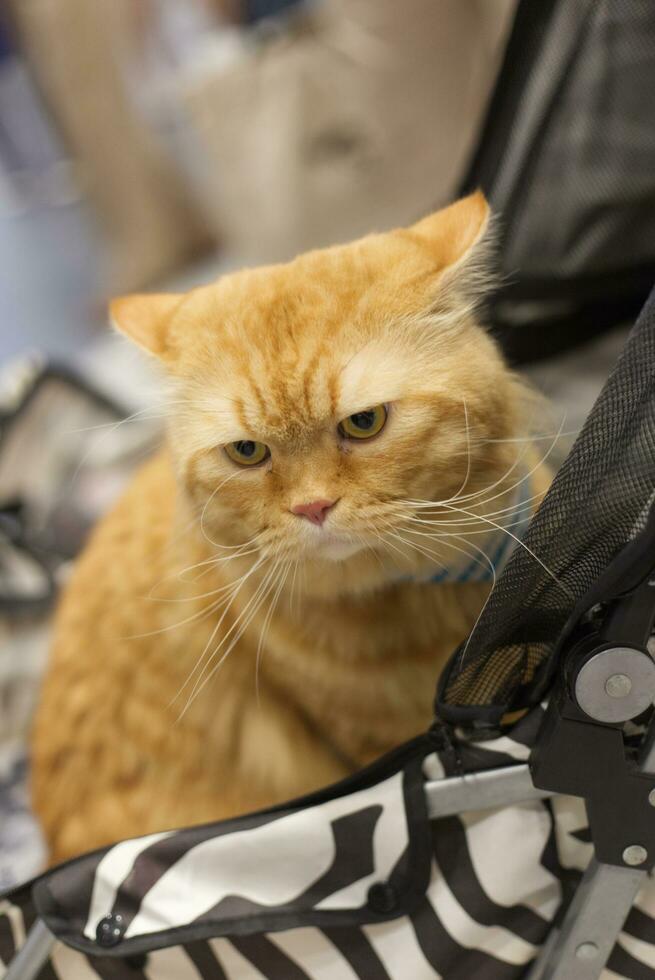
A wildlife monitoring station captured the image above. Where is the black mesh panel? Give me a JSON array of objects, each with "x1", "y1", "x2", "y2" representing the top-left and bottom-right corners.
[{"x1": 438, "y1": 287, "x2": 655, "y2": 724}]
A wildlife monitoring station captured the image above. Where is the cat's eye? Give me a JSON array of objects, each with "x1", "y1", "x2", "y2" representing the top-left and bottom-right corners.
[
  {"x1": 338, "y1": 404, "x2": 387, "y2": 440},
  {"x1": 224, "y1": 440, "x2": 270, "y2": 466}
]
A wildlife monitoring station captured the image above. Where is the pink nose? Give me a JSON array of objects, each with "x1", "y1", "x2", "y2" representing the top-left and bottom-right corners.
[{"x1": 291, "y1": 498, "x2": 336, "y2": 526}]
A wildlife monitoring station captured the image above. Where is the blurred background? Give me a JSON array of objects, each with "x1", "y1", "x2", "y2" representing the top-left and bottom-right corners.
[{"x1": 1, "y1": 0, "x2": 654, "y2": 889}]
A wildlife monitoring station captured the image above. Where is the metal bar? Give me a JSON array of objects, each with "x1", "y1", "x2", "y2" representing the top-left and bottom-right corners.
[
  {"x1": 426, "y1": 759, "x2": 652, "y2": 980},
  {"x1": 426, "y1": 764, "x2": 553, "y2": 819},
  {"x1": 530, "y1": 708, "x2": 655, "y2": 980},
  {"x1": 4, "y1": 920, "x2": 55, "y2": 980},
  {"x1": 526, "y1": 858, "x2": 645, "y2": 980}
]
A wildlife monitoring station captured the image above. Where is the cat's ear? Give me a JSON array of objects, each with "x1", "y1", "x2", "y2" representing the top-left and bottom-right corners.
[
  {"x1": 407, "y1": 190, "x2": 493, "y2": 309},
  {"x1": 110, "y1": 292, "x2": 183, "y2": 360}
]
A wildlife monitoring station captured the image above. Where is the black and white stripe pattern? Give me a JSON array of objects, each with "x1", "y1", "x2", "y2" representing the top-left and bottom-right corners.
[
  {"x1": 80, "y1": 766, "x2": 413, "y2": 945},
  {"x1": 4, "y1": 711, "x2": 655, "y2": 978}
]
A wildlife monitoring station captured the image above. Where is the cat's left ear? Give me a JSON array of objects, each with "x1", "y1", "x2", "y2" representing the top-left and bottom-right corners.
[
  {"x1": 408, "y1": 190, "x2": 493, "y2": 309},
  {"x1": 110, "y1": 292, "x2": 183, "y2": 360}
]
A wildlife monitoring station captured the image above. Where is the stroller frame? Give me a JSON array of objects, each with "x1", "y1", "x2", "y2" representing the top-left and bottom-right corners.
[{"x1": 7, "y1": 737, "x2": 654, "y2": 980}]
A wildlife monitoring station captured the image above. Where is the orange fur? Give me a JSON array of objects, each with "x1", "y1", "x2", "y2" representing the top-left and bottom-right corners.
[{"x1": 32, "y1": 193, "x2": 550, "y2": 863}]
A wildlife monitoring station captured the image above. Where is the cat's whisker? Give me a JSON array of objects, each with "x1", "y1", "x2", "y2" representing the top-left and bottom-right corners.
[
  {"x1": 406, "y1": 414, "x2": 565, "y2": 515},
  {"x1": 373, "y1": 525, "x2": 415, "y2": 563},
  {"x1": 455, "y1": 398, "x2": 473, "y2": 500},
  {"x1": 181, "y1": 533, "x2": 261, "y2": 569},
  {"x1": 396, "y1": 490, "x2": 560, "y2": 597},
  {"x1": 255, "y1": 560, "x2": 292, "y2": 706},
  {"x1": 447, "y1": 534, "x2": 500, "y2": 667},
  {"x1": 130, "y1": 552, "x2": 265, "y2": 640},
  {"x1": 123, "y1": 593, "x2": 227, "y2": 640},
  {"x1": 476, "y1": 427, "x2": 580, "y2": 444},
  {"x1": 392, "y1": 526, "x2": 493, "y2": 579},
  {"x1": 437, "y1": 499, "x2": 572, "y2": 597},
  {"x1": 406, "y1": 510, "x2": 539, "y2": 537},
  {"x1": 179, "y1": 558, "x2": 283, "y2": 718},
  {"x1": 175, "y1": 541, "x2": 261, "y2": 581},
  {"x1": 288, "y1": 557, "x2": 300, "y2": 615},
  {"x1": 368, "y1": 526, "x2": 404, "y2": 567},
  {"x1": 200, "y1": 535, "x2": 261, "y2": 553},
  {"x1": 416, "y1": 437, "x2": 533, "y2": 510},
  {"x1": 180, "y1": 548, "x2": 261, "y2": 583},
  {"x1": 148, "y1": 539, "x2": 261, "y2": 601},
  {"x1": 353, "y1": 529, "x2": 385, "y2": 570},
  {"x1": 382, "y1": 525, "x2": 446, "y2": 567},
  {"x1": 169, "y1": 554, "x2": 270, "y2": 707},
  {"x1": 64, "y1": 393, "x2": 190, "y2": 436},
  {"x1": 149, "y1": 551, "x2": 248, "y2": 598},
  {"x1": 198, "y1": 470, "x2": 252, "y2": 549},
  {"x1": 65, "y1": 408, "x2": 170, "y2": 434},
  {"x1": 406, "y1": 490, "x2": 545, "y2": 529},
  {"x1": 377, "y1": 520, "x2": 469, "y2": 577},
  {"x1": 66, "y1": 392, "x2": 193, "y2": 492},
  {"x1": 149, "y1": 570, "x2": 253, "y2": 604},
  {"x1": 67, "y1": 402, "x2": 170, "y2": 489},
  {"x1": 185, "y1": 557, "x2": 282, "y2": 700}
]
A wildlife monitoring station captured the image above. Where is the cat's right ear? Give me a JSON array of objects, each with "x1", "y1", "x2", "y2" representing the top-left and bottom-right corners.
[{"x1": 110, "y1": 293, "x2": 182, "y2": 360}]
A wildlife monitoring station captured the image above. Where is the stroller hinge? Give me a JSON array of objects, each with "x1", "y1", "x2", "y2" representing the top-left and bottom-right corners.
[{"x1": 531, "y1": 570, "x2": 655, "y2": 869}]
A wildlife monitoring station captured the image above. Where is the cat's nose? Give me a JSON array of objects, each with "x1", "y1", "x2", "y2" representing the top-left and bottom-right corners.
[{"x1": 291, "y1": 498, "x2": 337, "y2": 526}]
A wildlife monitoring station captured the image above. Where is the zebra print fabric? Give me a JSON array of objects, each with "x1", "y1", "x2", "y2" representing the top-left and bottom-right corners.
[{"x1": 2, "y1": 709, "x2": 655, "y2": 978}]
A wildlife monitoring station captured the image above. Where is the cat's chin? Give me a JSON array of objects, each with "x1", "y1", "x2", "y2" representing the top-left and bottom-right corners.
[{"x1": 309, "y1": 536, "x2": 364, "y2": 562}]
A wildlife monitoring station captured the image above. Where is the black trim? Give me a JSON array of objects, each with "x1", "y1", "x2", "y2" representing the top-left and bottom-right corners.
[
  {"x1": 32, "y1": 737, "x2": 435, "y2": 958},
  {"x1": 459, "y1": 0, "x2": 561, "y2": 200},
  {"x1": 488, "y1": 272, "x2": 655, "y2": 366},
  {"x1": 434, "y1": 647, "x2": 508, "y2": 730}
]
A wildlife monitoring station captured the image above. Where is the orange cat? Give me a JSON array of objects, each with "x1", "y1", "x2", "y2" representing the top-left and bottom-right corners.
[{"x1": 32, "y1": 192, "x2": 549, "y2": 864}]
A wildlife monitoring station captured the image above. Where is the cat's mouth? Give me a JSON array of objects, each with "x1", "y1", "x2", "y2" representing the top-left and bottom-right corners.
[{"x1": 302, "y1": 529, "x2": 364, "y2": 562}]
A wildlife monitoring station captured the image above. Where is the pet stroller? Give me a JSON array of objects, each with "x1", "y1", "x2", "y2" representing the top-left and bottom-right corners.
[
  {"x1": 4, "y1": 1, "x2": 655, "y2": 977},
  {"x1": 461, "y1": 0, "x2": 655, "y2": 363},
  {"x1": 2, "y1": 289, "x2": 655, "y2": 978}
]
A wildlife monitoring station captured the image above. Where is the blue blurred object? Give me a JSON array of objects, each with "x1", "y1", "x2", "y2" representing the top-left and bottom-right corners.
[
  {"x1": 0, "y1": 48, "x2": 104, "y2": 361},
  {"x1": 244, "y1": 0, "x2": 302, "y2": 25},
  {"x1": 0, "y1": 12, "x2": 14, "y2": 64}
]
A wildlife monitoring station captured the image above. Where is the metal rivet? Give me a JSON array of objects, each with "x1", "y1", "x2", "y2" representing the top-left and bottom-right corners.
[
  {"x1": 623, "y1": 845, "x2": 648, "y2": 866},
  {"x1": 575, "y1": 647, "x2": 655, "y2": 723},
  {"x1": 576, "y1": 942, "x2": 599, "y2": 960},
  {"x1": 367, "y1": 882, "x2": 398, "y2": 914},
  {"x1": 648, "y1": 789, "x2": 655, "y2": 807},
  {"x1": 605, "y1": 673, "x2": 632, "y2": 698},
  {"x1": 96, "y1": 913, "x2": 126, "y2": 948}
]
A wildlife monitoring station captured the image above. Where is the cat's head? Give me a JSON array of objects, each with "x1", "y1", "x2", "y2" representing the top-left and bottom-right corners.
[{"x1": 112, "y1": 192, "x2": 526, "y2": 594}]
